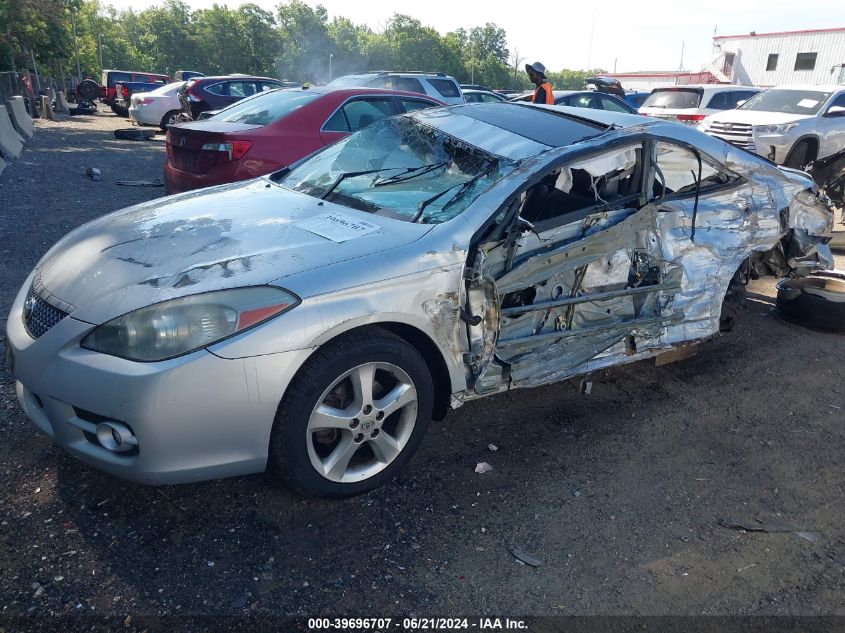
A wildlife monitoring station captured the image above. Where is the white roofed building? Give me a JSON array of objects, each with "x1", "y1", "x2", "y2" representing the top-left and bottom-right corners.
[{"x1": 711, "y1": 27, "x2": 845, "y2": 87}]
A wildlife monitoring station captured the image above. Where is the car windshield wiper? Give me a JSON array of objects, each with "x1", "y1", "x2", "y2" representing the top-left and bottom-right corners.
[
  {"x1": 372, "y1": 162, "x2": 449, "y2": 187},
  {"x1": 411, "y1": 164, "x2": 496, "y2": 223},
  {"x1": 320, "y1": 166, "x2": 408, "y2": 200}
]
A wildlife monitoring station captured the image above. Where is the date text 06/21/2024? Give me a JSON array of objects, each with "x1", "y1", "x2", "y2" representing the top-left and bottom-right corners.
[{"x1": 307, "y1": 617, "x2": 529, "y2": 630}]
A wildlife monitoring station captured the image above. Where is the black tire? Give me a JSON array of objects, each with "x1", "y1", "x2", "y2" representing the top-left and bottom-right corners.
[
  {"x1": 268, "y1": 327, "x2": 434, "y2": 497},
  {"x1": 776, "y1": 272, "x2": 845, "y2": 332},
  {"x1": 159, "y1": 110, "x2": 181, "y2": 131},
  {"x1": 77, "y1": 79, "x2": 99, "y2": 101},
  {"x1": 784, "y1": 140, "x2": 816, "y2": 170},
  {"x1": 113, "y1": 127, "x2": 156, "y2": 141},
  {"x1": 110, "y1": 104, "x2": 129, "y2": 118}
]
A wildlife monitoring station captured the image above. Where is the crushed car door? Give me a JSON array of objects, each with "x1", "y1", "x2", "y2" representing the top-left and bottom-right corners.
[{"x1": 465, "y1": 141, "x2": 688, "y2": 394}]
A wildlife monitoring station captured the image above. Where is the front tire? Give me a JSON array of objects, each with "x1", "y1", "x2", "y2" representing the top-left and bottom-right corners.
[{"x1": 268, "y1": 327, "x2": 434, "y2": 497}]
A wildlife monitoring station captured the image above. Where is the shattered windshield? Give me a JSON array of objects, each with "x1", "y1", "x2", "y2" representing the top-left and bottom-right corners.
[{"x1": 279, "y1": 116, "x2": 516, "y2": 224}]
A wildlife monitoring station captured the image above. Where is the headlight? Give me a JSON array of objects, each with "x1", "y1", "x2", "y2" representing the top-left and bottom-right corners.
[
  {"x1": 754, "y1": 123, "x2": 799, "y2": 134},
  {"x1": 81, "y1": 286, "x2": 299, "y2": 362}
]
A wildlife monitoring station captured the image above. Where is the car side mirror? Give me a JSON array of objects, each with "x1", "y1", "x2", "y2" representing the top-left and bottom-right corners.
[{"x1": 825, "y1": 105, "x2": 845, "y2": 117}]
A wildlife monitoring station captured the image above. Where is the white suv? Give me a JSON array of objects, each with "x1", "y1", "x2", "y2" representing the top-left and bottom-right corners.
[
  {"x1": 328, "y1": 71, "x2": 463, "y2": 105},
  {"x1": 700, "y1": 85, "x2": 845, "y2": 168},
  {"x1": 639, "y1": 84, "x2": 759, "y2": 125}
]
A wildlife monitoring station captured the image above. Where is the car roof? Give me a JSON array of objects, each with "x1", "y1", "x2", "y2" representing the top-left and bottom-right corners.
[
  {"x1": 652, "y1": 84, "x2": 759, "y2": 92},
  {"x1": 103, "y1": 69, "x2": 168, "y2": 75},
  {"x1": 760, "y1": 84, "x2": 844, "y2": 92},
  {"x1": 274, "y1": 86, "x2": 444, "y2": 101},
  {"x1": 192, "y1": 75, "x2": 281, "y2": 82},
  {"x1": 532, "y1": 103, "x2": 646, "y2": 128},
  {"x1": 431, "y1": 102, "x2": 610, "y2": 148}
]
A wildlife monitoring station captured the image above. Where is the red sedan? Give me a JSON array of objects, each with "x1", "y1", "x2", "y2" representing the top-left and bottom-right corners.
[{"x1": 164, "y1": 87, "x2": 444, "y2": 194}]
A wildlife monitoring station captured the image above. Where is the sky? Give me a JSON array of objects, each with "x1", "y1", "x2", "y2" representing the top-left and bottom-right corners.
[{"x1": 102, "y1": 0, "x2": 845, "y2": 73}]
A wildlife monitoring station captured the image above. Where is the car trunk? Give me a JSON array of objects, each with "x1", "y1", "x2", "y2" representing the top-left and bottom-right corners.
[
  {"x1": 639, "y1": 88, "x2": 705, "y2": 123},
  {"x1": 167, "y1": 122, "x2": 261, "y2": 174}
]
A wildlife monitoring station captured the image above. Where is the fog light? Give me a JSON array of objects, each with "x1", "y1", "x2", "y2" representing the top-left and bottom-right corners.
[{"x1": 95, "y1": 421, "x2": 138, "y2": 453}]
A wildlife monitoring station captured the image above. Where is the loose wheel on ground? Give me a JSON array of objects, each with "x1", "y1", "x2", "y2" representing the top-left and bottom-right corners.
[
  {"x1": 776, "y1": 271, "x2": 845, "y2": 332},
  {"x1": 268, "y1": 327, "x2": 434, "y2": 497}
]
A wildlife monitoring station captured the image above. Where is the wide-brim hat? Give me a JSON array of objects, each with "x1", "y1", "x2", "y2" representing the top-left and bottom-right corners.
[{"x1": 525, "y1": 62, "x2": 547, "y2": 76}]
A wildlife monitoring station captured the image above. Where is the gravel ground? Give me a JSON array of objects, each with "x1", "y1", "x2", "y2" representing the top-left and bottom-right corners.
[{"x1": 1, "y1": 112, "x2": 844, "y2": 625}]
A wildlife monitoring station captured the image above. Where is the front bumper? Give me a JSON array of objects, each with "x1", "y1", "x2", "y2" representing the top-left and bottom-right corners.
[{"x1": 6, "y1": 282, "x2": 313, "y2": 485}]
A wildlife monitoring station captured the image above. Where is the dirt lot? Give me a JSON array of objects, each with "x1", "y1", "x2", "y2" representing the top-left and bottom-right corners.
[{"x1": 0, "y1": 111, "x2": 844, "y2": 623}]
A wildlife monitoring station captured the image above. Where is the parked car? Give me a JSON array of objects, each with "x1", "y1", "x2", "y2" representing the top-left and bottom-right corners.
[
  {"x1": 328, "y1": 71, "x2": 464, "y2": 105},
  {"x1": 699, "y1": 85, "x2": 845, "y2": 168},
  {"x1": 113, "y1": 80, "x2": 170, "y2": 117},
  {"x1": 100, "y1": 69, "x2": 170, "y2": 115},
  {"x1": 7, "y1": 103, "x2": 833, "y2": 496},
  {"x1": 128, "y1": 81, "x2": 186, "y2": 130},
  {"x1": 463, "y1": 89, "x2": 506, "y2": 103},
  {"x1": 624, "y1": 91, "x2": 651, "y2": 109},
  {"x1": 638, "y1": 84, "x2": 759, "y2": 125},
  {"x1": 509, "y1": 90, "x2": 638, "y2": 113},
  {"x1": 179, "y1": 75, "x2": 286, "y2": 120},
  {"x1": 165, "y1": 87, "x2": 443, "y2": 194}
]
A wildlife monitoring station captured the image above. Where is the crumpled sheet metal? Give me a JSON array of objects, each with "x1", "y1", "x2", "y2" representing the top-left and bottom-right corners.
[
  {"x1": 476, "y1": 145, "x2": 834, "y2": 391},
  {"x1": 788, "y1": 188, "x2": 835, "y2": 236}
]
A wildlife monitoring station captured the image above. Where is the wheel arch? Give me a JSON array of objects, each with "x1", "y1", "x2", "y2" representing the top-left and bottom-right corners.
[
  {"x1": 287, "y1": 318, "x2": 465, "y2": 423},
  {"x1": 786, "y1": 135, "x2": 820, "y2": 164}
]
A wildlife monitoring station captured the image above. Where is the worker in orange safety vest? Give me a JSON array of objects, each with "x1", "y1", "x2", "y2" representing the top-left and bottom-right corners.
[{"x1": 525, "y1": 62, "x2": 553, "y2": 104}]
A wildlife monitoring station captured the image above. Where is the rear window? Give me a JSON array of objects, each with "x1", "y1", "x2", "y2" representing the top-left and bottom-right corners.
[
  {"x1": 215, "y1": 90, "x2": 320, "y2": 126},
  {"x1": 641, "y1": 88, "x2": 703, "y2": 109},
  {"x1": 328, "y1": 75, "x2": 370, "y2": 88},
  {"x1": 429, "y1": 78, "x2": 461, "y2": 98},
  {"x1": 106, "y1": 72, "x2": 131, "y2": 87},
  {"x1": 391, "y1": 77, "x2": 425, "y2": 94}
]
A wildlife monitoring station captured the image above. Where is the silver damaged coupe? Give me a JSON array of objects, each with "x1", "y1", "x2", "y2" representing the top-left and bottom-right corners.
[{"x1": 6, "y1": 103, "x2": 834, "y2": 496}]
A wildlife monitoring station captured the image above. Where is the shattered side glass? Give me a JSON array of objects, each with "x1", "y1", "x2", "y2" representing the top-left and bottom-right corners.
[{"x1": 280, "y1": 117, "x2": 516, "y2": 223}]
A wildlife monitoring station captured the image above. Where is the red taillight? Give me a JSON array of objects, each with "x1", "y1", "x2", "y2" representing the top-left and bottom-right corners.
[
  {"x1": 200, "y1": 140, "x2": 252, "y2": 163},
  {"x1": 137, "y1": 97, "x2": 154, "y2": 105},
  {"x1": 677, "y1": 114, "x2": 706, "y2": 123},
  {"x1": 121, "y1": 85, "x2": 129, "y2": 98},
  {"x1": 187, "y1": 84, "x2": 202, "y2": 102}
]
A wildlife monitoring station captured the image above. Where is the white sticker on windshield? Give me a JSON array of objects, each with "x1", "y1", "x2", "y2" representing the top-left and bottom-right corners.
[
  {"x1": 797, "y1": 98, "x2": 819, "y2": 108},
  {"x1": 297, "y1": 212, "x2": 380, "y2": 242}
]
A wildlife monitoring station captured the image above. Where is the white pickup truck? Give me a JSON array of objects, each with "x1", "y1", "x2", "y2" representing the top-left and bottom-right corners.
[{"x1": 699, "y1": 85, "x2": 845, "y2": 169}]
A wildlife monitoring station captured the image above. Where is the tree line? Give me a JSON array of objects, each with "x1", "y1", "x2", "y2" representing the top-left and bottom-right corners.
[{"x1": 0, "y1": 0, "x2": 603, "y2": 91}]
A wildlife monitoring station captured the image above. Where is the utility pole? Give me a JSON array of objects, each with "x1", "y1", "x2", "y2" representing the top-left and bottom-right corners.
[
  {"x1": 71, "y1": 10, "x2": 81, "y2": 82},
  {"x1": 679, "y1": 41, "x2": 685, "y2": 71},
  {"x1": 99, "y1": 34, "x2": 104, "y2": 71},
  {"x1": 587, "y1": 9, "x2": 596, "y2": 70},
  {"x1": 329, "y1": 53, "x2": 333, "y2": 81}
]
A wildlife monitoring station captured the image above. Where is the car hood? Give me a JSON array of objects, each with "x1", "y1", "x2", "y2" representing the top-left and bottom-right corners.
[
  {"x1": 35, "y1": 179, "x2": 430, "y2": 324},
  {"x1": 705, "y1": 109, "x2": 813, "y2": 125}
]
